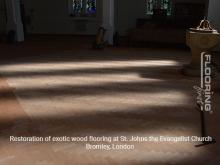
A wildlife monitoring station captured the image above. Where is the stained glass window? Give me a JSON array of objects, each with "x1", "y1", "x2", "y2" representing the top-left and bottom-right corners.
[
  {"x1": 72, "y1": 0, "x2": 96, "y2": 17},
  {"x1": 86, "y1": 0, "x2": 96, "y2": 16},
  {"x1": 73, "y1": 0, "x2": 83, "y2": 16},
  {"x1": 163, "y1": 0, "x2": 172, "y2": 15},
  {"x1": 146, "y1": 0, "x2": 154, "y2": 15},
  {"x1": 146, "y1": 0, "x2": 172, "y2": 16}
]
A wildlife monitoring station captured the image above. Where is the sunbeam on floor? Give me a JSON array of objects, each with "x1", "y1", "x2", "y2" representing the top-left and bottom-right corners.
[{"x1": 0, "y1": 48, "x2": 220, "y2": 165}]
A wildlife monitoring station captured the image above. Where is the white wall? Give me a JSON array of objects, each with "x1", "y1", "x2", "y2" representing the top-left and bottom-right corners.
[
  {"x1": 23, "y1": 0, "x2": 102, "y2": 35},
  {"x1": 208, "y1": 0, "x2": 220, "y2": 50}
]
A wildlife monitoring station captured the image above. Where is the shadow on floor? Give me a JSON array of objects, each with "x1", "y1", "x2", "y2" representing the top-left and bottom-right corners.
[{"x1": 0, "y1": 104, "x2": 199, "y2": 139}]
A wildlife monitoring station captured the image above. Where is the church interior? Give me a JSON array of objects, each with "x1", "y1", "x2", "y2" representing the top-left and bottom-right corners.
[{"x1": 0, "y1": 0, "x2": 220, "y2": 164}]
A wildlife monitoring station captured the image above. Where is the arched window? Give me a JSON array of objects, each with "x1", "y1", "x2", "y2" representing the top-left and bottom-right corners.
[{"x1": 146, "y1": 0, "x2": 172, "y2": 16}]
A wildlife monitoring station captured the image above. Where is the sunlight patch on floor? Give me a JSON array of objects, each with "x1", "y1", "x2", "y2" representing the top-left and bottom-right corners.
[{"x1": 0, "y1": 60, "x2": 180, "y2": 73}]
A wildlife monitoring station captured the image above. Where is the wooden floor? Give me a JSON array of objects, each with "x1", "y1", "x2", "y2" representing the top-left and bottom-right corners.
[{"x1": 0, "y1": 37, "x2": 220, "y2": 165}]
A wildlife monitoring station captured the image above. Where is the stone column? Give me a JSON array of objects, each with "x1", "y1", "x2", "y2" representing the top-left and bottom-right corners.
[
  {"x1": 102, "y1": 0, "x2": 114, "y2": 45},
  {"x1": 5, "y1": 0, "x2": 24, "y2": 42}
]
